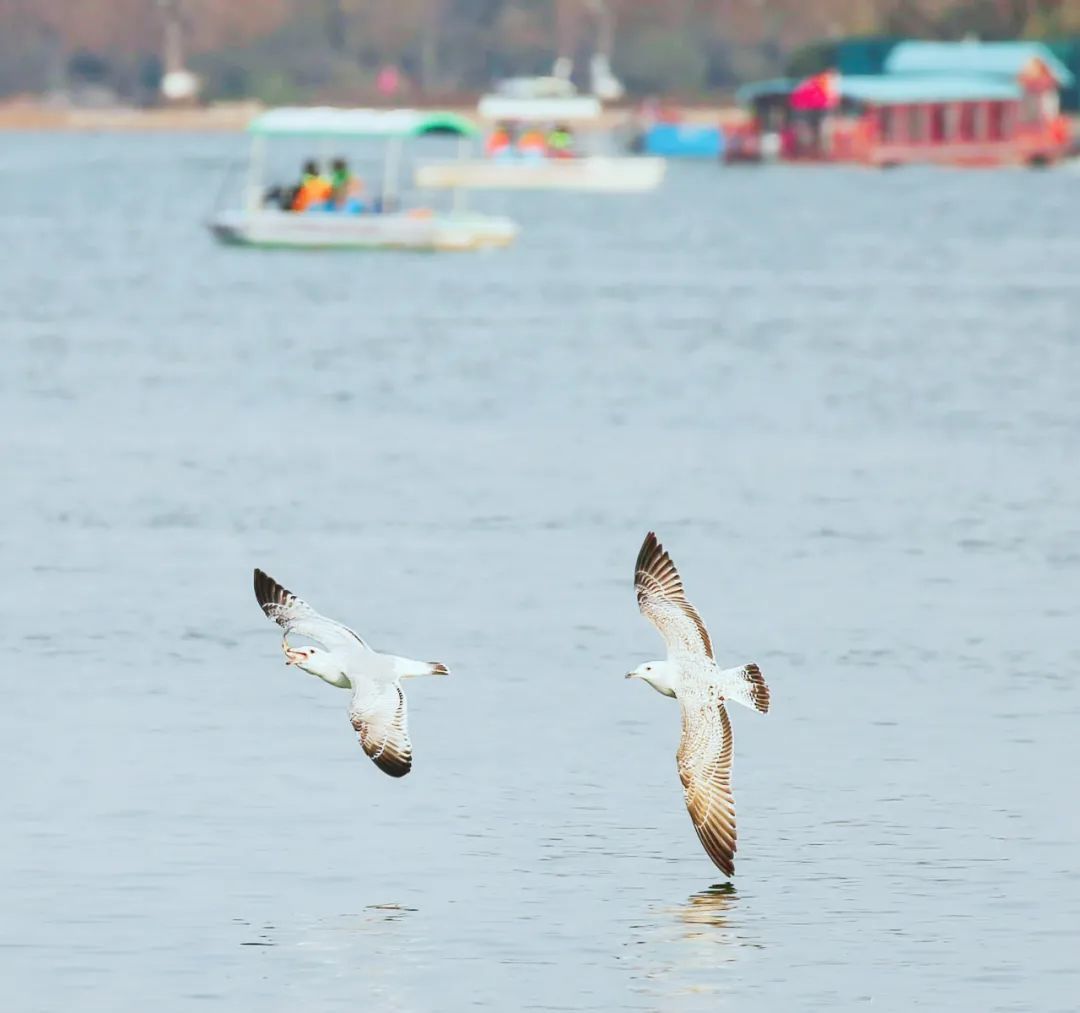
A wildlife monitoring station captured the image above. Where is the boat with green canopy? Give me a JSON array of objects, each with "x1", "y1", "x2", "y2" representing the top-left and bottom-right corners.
[{"x1": 209, "y1": 107, "x2": 519, "y2": 251}]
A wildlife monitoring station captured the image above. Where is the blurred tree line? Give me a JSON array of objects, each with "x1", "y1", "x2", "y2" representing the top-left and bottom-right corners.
[{"x1": 1, "y1": 0, "x2": 1078, "y2": 103}]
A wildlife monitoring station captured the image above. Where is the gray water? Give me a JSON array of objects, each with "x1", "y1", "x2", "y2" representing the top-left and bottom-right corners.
[{"x1": 2, "y1": 134, "x2": 1079, "y2": 1012}]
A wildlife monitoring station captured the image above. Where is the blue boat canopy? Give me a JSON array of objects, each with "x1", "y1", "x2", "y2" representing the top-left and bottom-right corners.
[
  {"x1": 839, "y1": 74, "x2": 1023, "y2": 104},
  {"x1": 885, "y1": 41, "x2": 1074, "y2": 86}
]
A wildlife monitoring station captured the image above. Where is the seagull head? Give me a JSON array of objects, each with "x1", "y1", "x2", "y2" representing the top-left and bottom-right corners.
[
  {"x1": 626, "y1": 660, "x2": 678, "y2": 697},
  {"x1": 281, "y1": 641, "x2": 351, "y2": 688},
  {"x1": 283, "y1": 641, "x2": 315, "y2": 667}
]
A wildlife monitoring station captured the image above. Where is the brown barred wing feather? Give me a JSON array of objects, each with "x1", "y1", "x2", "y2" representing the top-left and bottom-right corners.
[
  {"x1": 635, "y1": 533, "x2": 713, "y2": 659},
  {"x1": 677, "y1": 688, "x2": 737, "y2": 877},
  {"x1": 350, "y1": 684, "x2": 413, "y2": 778},
  {"x1": 253, "y1": 568, "x2": 369, "y2": 652}
]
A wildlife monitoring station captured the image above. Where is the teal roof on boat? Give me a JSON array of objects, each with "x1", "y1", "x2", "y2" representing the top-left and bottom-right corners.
[
  {"x1": 839, "y1": 73, "x2": 1023, "y2": 104},
  {"x1": 248, "y1": 107, "x2": 480, "y2": 138},
  {"x1": 736, "y1": 73, "x2": 1022, "y2": 106},
  {"x1": 885, "y1": 41, "x2": 1073, "y2": 86}
]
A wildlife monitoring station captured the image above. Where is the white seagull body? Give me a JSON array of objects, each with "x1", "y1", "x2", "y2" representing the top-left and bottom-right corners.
[
  {"x1": 627, "y1": 533, "x2": 770, "y2": 877},
  {"x1": 254, "y1": 568, "x2": 448, "y2": 777}
]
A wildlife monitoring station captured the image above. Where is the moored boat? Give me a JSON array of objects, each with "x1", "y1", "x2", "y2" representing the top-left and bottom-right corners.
[
  {"x1": 729, "y1": 42, "x2": 1073, "y2": 169},
  {"x1": 415, "y1": 93, "x2": 665, "y2": 193}
]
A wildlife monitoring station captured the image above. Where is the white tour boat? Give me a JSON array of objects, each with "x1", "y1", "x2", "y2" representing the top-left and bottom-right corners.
[
  {"x1": 209, "y1": 107, "x2": 519, "y2": 252},
  {"x1": 414, "y1": 94, "x2": 665, "y2": 194}
]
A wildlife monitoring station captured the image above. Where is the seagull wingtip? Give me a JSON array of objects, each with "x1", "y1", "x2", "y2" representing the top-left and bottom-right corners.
[
  {"x1": 635, "y1": 530, "x2": 664, "y2": 574},
  {"x1": 640, "y1": 531, "x2": 663, "y2": 556},
  {"x1": 253, "y1": 568, "x2": 281, "y2": 612}
]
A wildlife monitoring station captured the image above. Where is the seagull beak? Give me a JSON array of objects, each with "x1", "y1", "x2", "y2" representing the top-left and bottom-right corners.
[{"x1": 625, "y1": 672, "x2": 635, "y2": 679}]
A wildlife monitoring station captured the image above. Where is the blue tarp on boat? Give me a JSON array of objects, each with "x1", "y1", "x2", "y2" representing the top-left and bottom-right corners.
[{"x1": 640, "y1": 123, "x2": 724, "y2": 158}]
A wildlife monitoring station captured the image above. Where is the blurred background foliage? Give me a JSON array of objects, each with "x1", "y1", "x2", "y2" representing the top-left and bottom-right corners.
[{"x1": 1, "y1": 0, "x2": 1078, "y2": 103}]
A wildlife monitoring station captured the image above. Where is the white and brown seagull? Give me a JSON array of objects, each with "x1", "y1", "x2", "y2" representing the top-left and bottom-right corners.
[
  {"x1": 627, "y1": 533, "x2": 770, "y2": 877},
  {"x1": 253, "y1": 568, "x2": 448, "y2": 778}
]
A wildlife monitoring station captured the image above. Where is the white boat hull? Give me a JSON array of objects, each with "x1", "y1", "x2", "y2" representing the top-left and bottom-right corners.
[
  {"x1": 208, "y1": 209, "x2": 518, "y2": 251},
  {"x1": 415, "y1": 156, "x2": 666, "y2": 193}
]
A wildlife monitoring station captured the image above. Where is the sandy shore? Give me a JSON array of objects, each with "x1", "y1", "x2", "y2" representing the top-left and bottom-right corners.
[
  {"x1": 0, "y1": 100, "x2": 263, "y2": 131},
  {"x1": 0, "y1": 98, "x2": 743, "y2": 132}
]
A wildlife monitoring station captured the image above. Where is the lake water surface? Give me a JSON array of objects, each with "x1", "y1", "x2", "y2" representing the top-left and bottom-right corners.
[{"x1": 2, "y1": 134, "x2": 1079, "y2": 1011}]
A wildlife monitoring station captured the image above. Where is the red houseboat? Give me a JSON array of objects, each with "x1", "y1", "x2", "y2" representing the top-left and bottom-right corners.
[{"x1": 729, "y1": 41, "x2": 1073, "y2": 168}]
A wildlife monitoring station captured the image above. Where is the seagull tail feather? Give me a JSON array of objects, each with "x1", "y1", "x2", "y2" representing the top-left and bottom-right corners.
[
  {"x1": 393, "y1": 656, "x2": 451, "y2": 678},
  {"x1": 723, "y1": 663, "x2": 770, "y2": 715}
]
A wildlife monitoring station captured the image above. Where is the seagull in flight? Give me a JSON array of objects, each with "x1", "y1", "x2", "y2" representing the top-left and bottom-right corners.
[
  {"x1": 253, "y1": 568, "x2": 449, "y2": 777},
  {"x1": 626, "y1": 533, "x2": 770, "y2": 877}
]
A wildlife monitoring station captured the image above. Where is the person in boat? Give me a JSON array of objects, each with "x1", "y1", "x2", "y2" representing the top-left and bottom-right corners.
[
  {"x1": 291, "y1": 160, "x2": 333, "y2": 212},
  {"x1": 517, "y1": 126, "x2": 548, "y2": 160},
  {"x1": 546, "y1": 123, "x2": 574, "y2": 158},
  {"x1": 486, "y1": 122, "x2": 514, "y2": 160},
  {"x1": 329, "y1": 157, "x2": 365, "y2": 213},
  {"x1": 262, "y1": 185, "x2": 293, "y2": 210}
]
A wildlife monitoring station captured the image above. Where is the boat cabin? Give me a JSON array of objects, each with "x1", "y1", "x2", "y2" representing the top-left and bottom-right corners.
[
  {"x1": 730, "y1": 41, "x2": 1073, "y2": 167},
  {"x1": 242, "y1": 107, "x2": 480, "y2": 212},
  {"x1": 476, "y1": 94, "x2": 602, "y2": 160},
  {"x1": 415, "y1": 92, "x2": 665, "y2": 192}
]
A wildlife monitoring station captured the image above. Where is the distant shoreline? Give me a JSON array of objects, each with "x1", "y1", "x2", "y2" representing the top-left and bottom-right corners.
[
  {"x1": 0, "y1": 99, "x2": 743, "y2": 133},
  {"x1": 0, "y1": 100, "x2": 262, "y2": 132}
]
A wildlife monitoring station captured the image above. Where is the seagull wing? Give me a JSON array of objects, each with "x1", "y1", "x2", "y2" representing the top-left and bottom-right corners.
[
  {"x1": 635, "y1": 532, "x2": 713, "y2": 659},
  {"x1": 677, "y1": 686, "x2": 737, "y2": 877},
  {"x1": 349, "y1": 683, "x2": 413, "y2": 778},
  {"x1": 253, "y1": 568, "x2": 370, "y2": 655}
]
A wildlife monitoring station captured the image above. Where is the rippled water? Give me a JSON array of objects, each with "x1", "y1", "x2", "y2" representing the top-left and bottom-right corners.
[{"x1": 2, "y1": 133, "x2": 1079, "y2": 1011}]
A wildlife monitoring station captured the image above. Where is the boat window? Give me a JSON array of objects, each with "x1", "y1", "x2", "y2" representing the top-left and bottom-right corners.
[
  {"x1": 1001, "y1": 102, "x2": 1017, "y2": 139},
  {"x1": 879, "y1": 106, "x2": 894, "y2": 142},
  {"x1": 907, "y1": 104, "x2": 923, "y2": 143},
  {"x1": 944, "y1": 103, "x2": 961, "y2": 142},
  {"x1": 764, "y1": 101, "x2": 786, "y2": 132},
  {"x1": 930, "y1": 104, "x2": 946, "y2": 143},
  {"x1": 974, "y1": 102, "x2": 989, "y2": 141},
  {"x1": 959, "y1": 103, "x2": 977, "y2": 142},
  {"x1": 1021, "y1": 91, "x2": 1042, "y2": 124},
  {"x1": 988, "y1": 102, "x2": 1005, "y2": 140}
]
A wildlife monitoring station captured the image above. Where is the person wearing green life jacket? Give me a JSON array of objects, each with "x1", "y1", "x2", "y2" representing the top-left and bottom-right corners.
[
  {"x1": 329, "y1": 156, "x2": 365, "y2": 213},
  {"x1": 547, "y1": 123, "x2": 574, "y2": 159}
]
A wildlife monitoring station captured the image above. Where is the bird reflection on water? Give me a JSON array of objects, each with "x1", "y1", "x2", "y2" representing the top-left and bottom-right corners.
[
  {"x1": 677, "y1": 882, "x2": 738, "y2": 935},
  {"x1": 628, "y1": 882, "x2": 764, "y2": 1006}
]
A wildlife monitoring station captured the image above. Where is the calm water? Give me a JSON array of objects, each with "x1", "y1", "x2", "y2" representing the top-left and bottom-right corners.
[{"x1": 2, "y1": 134, "x2": 1079, "y2": 1011}]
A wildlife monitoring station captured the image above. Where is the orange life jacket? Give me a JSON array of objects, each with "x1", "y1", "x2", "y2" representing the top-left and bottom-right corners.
[
  {"x1": 486, "y1": 131, "x2": 511, "y2": 155},
  {"x1": 518, "y1": 130, "x2": 547, "y2": 153},
  {"x1": 292, "y1": 175, "x2": 332, "y2": 211}
]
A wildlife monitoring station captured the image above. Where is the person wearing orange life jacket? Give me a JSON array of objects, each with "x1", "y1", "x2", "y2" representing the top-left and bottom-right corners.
[
  {"x1": 486, "y1": 122, "x2": 514, "y2": 159},
  {"x1": 291, "y1": 160, "x2": 333, "y2": 212},
  {"x1": 517, "y1": 127, "x2": 548, "y2": 160}
]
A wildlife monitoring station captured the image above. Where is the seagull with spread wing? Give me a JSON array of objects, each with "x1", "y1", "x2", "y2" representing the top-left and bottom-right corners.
[
  {"x1": 253, "y1": 568, "x2": 448, "y2": 778},
  {"x1": 626, "y1": 533, "x2": 770, "y2": 877}
]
